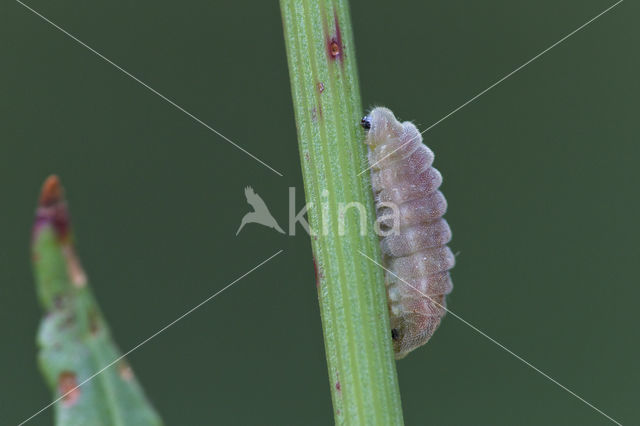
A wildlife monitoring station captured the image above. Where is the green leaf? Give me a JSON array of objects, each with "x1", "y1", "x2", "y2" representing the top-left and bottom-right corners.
[{"x1": 31, "y1": 176, "x2": 162, "y2": 426}]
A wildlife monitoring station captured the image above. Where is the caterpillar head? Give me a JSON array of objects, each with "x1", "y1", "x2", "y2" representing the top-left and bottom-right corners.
[
  {"x1": 389, "y1": 294, "x2": 446, "y2": 359},
  {"x1": 361, "y1": 107, "x2": 404, "y2": 148},
  {"x1": 390, "y1": 316, "x2": 417, "y2": 360},
  {"x1": 391, "y1": 314, "x2": 441, "y2": 360},
  {"x1": 390, "y1": 325, "x2": 407, "y2": 359}
]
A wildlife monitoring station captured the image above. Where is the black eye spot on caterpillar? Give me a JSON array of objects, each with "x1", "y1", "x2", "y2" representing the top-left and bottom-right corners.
[
  {"x1": 363, "y1": 107, "x2": 454, "y2": 359},
  {"x1": 391, "y1": 328, "x2": 399, "y2": 341}
]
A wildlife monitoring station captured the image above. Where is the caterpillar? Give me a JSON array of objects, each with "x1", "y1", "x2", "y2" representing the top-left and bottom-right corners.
[{"x1": 361, "y1": 107, "x2": 454, "y2": 359}]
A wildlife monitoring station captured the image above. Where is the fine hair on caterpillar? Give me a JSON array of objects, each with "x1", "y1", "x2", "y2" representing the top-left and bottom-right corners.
[{"x1": 361, "y1": 107, "x2": 454, "y2": 359}]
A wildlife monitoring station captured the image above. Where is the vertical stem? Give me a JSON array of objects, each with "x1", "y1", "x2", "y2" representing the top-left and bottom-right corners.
[{"x1": 280, "y1": 1, "x2": 404, "y2": 424}]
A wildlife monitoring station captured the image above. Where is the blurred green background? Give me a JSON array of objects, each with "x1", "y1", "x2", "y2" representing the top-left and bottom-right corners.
[{"x1": 1, "y1": 0, "x2": 637, "y2": 424}]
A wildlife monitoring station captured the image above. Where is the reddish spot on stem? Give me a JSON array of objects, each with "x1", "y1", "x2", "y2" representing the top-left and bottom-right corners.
[
  {"x1": 317, "y1": 81, "x2": 325, "y2": 93},
  {"x1": 335, "y1": 381, "x2": 341, "y2": 392},
  {"x1": 327, "y1": 12, "x2": 344, "y2": 64},
  {"x1": 329, "y1": 40, "x2": 341, "y2": 59},
  {"x1": 58, "y1": 371, "x2": 80, "y2": 406},
  {"x1": 312, "y1": 257, "x2": 325, "y2": 288},
  {"x1": 313, "y1": 257, "x2": 319, "y2": 287},
  {"x1": 311, "y1": 104, "x2": 323, "y2": 122}
]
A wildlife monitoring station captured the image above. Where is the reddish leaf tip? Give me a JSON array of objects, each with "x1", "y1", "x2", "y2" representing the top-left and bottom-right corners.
[
  {"x1": 39, "y1": 175, "x2": 63, "y2": 207},
  {"x1": 33, "y1": 174, "x2": 71, "y2": 243}
]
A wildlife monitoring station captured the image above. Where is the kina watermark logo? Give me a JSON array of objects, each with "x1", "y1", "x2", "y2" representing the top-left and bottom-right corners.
[
  {"x1": 235, "y1": 186, "x2": 402, "y2": 237},
  {"x1": 236, "y1": 186, "x2": 285, "y2": 235}
]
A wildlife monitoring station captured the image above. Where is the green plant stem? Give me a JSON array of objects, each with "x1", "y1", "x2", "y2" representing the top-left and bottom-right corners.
[
  {"x1": 31, "y1": 175, "x2": 162, "y2": 426},
  {"x1": 280, "y1": 1, "x2": 404, "y2": 424}
]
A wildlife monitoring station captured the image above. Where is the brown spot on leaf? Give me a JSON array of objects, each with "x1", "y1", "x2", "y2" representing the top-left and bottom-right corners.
[
  {"x1": 317, "y1": 82, "x2": 325, "y2": 93},
  {"x1": 88, "y1": 309, "x2": 99, "y2": 335},
  {"x1": 61, "y1": 313, "x2": 75, "y2": 329},
  {"x1": 335, "y1": 381, "x2": 341, "y2": 392},
  {"x1": 118, "y1": 361, "x2": 134, "y2": 381},
  {"x1": 53, "y1": 295, "x2": 65, "y2": 310},
  {"x1": 58, "y1": 371, "x2": 80, "y2": 406}
]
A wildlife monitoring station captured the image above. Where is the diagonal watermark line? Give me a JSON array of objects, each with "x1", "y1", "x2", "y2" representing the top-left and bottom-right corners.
[
  {"x1": 358, "y1": 250, "x2": 622, "y2": 425},
  {"x1": 15, "y1": 0, "x2": 284, "y2": 177},
  {"x1": 359, "y1": 0, "x2": 623, "y2": 176},
  {"x1": 18, "y1": 249, "x2": 284, "y2": 425}
]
